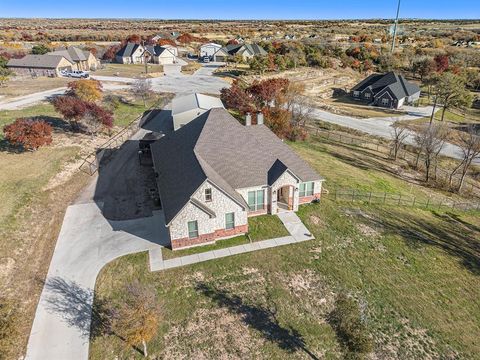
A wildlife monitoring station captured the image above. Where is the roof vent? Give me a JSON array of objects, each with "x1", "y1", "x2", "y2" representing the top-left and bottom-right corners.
[
  {"x1": 257, "y1": 112, "x2": 264, "y2": 125},
  {"x1": 245, "y1": 112, "x2": 252, "y2": 126}
]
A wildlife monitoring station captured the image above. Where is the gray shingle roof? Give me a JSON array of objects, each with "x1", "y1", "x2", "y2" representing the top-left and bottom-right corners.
[
  {"x1": 7, "y1": 55, "x2": 72, "y2": 69},
  {"x1": 144, "y1": 45, "x2": 175, "y2": 57},
  {"x1": 116, "y1": 43, "x2": 142, "y2": 57},
  {"x1": 223, "y1": 43, "x2": 267, "y2": 56},
  {"x1": 151, "y1": 108, "x2": 322, "y2": 224},
  {"x1": 352, "y1": 72, "x2": 420, "y2": 100},
  {"x1": 48, "y1": 47, "x2": 88, "y2": 63}
]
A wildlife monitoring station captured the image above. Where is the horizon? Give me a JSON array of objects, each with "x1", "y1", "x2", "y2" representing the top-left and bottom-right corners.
[{"x1": 2, "y1": 0, "x2": 479, "y2": 20}]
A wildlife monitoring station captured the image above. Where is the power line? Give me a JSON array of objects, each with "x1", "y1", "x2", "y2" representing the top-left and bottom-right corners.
[{"x1": 391, "y1": 0, "x2": 401, "y2": 53}]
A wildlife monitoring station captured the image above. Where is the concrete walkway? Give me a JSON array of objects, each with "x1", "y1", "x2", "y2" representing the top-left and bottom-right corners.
[{"x1": 149, "y1": 212, "x2": 313, "y2": 272}]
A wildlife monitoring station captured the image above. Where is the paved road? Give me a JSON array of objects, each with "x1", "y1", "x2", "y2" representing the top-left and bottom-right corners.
[
  {"x1": 1, "y1": 63, "x2": 228, "y2": 110},
  {"x1": 310, "y1": 106, "x2": 479, "y2": 165}
]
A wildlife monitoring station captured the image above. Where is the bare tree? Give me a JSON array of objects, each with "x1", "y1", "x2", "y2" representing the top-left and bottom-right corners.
[
  {"x1": 284, "y1": 82, "x2": 314, "y2": 128},
  {"x1": 112, "y1": 282, "x2": 161, "y2": 357},
  {"x1": 131, "y1": 78, "x2": 153, "y2": 107},
  {"x1": 414, "y1": 123, "x2": 448, "y2": 181},
  {"x1": 448, "y1": 128, "x2": 480, "y2": 192},
  {"x1": 390, "y1": 121, "x2": 409, "y2": 160}
]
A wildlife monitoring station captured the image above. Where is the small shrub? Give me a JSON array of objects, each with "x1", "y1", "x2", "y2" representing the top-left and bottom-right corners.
[
  {"x1": 3, "y1": 118, "x2": 53, "y2": 150},
  {"x1": 330, "y1": 293, "x2": 373, "y2": 357}
]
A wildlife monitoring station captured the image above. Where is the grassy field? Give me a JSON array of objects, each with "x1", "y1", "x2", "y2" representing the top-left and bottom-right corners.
[
  {"x1": 162, "y1": 215, "x2": 289, "y2": 259},
  {"x1": 0, "y1": 77, "x2": 71, "y2": 99},
  {"x1": 90, "y1": 134, "x2": 480, "y2": 359},
  {"x1": 181, "y1": 61, "x2": 202, "y2": 75},
  {"x1": 324, "y1": 95, "x2": 401, "y2": 118},
  {"x1": 0, "y1": 94, "x2": 160, "y2": 133},
  {"x1": 93, "y1": 63, "x2": 164, "y2": 78}
]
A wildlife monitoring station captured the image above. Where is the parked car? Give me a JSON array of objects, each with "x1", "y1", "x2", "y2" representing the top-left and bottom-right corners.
[{"x1": 62, "y1": 70, "x2": 89, "y2": 78}]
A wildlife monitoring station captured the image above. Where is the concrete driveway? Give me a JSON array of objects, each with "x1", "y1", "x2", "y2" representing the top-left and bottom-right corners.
[
  {"x1": 26, "y1": 115, "x2": 172, "y2": 359},
  {"x1": 25, "y1": 202, "x2": 168, "y2": 360}
]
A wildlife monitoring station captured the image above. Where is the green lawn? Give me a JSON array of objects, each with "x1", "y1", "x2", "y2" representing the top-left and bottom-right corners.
[
  {"x1": 90, "y1": 135, "x2": 480, "y2": 359},
  {"x1": 91, "y1": 201, "x2": 480, "y2": 359},
  {"x1": 162, "y1": 215, "x2": 289, "y2": 259}
]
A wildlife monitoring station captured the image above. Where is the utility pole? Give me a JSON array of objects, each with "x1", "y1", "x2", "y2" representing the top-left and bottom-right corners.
[
  {"x1": 391, "y1": 0, "x2": 401, "y2": 53},
  {"x1": 142, "y1": 40, "x2": 148, "y2": 74}
]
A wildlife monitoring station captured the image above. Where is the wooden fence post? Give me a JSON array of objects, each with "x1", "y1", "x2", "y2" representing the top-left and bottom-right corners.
[
  {"x1": 398, "y1": 194, "x2": 402, "y2": 206},
  {"x1": 426, "y1": 198, "x2": 430, "y2": 209},
  {"x1": 383, "y1": 192, "x2": 387, "y2": 204},
  {"x1": 368, "y1": 192, "x2": 372, "y2": 204},
  {"x1": 352, "y1": 189, "x2": 355, "y2": 202},
  {"x1": 412, "y1": 197, "x2": 416, "y2": 207}
]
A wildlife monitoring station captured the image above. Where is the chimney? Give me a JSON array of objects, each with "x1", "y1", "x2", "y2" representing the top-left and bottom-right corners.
[
  {"x1": 245, "y1": 112, "x2": 252, "y2": 126},
  {"x1": 257, "y1": 112, "x2": 264, "y2": 125}
]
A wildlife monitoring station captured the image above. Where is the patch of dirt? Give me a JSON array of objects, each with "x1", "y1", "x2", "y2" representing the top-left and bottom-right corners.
[
  {"x1": 309, "y1": 214, "x2": 325, "y2": 228},
  {"x1": 357, "y1": 223, "x2": 380, "y2": 237},
  {"x1": 162, "y1": 307, "x2": 264, "y2": 359},
  {"x1": 373, "y1": 316, "x2": 458, "y2": 360},
  {"x1": 43, "y1": 130, "x2": 112, "y2": 191}
]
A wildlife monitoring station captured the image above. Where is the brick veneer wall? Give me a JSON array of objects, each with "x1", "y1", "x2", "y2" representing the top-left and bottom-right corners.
[
  {"x1": 299, "y1": 193, "x2": 321, "y2": 204},
  {"x1": 171, "y1": 224, "x2": 248, "y2": 250}
]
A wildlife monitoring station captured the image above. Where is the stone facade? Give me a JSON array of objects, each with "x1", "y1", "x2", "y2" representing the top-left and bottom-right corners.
[
  {"x1": 167, "y1": 178, "x2": 324, "y2": 250},
  {"x1": 168, "y1": 180, "x2": 247, "y2": 248},
  {"x1": 270, "y1": 170, "x2": 300, "y2": 213}
]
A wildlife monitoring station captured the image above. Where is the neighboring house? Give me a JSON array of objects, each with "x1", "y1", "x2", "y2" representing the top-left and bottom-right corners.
[
  {"x1": 7, "y1": 55, "x2": 74, "y2": 77},
  {"x1": 199, "y1": 43, "x2": 222, "y2": 59},
  {"x1": 350, "y1": 72, "x2": 421, "y2": 109},
  {"x1": 144, "y1": 45, "x2": 176, "y2": 65},
  {"x1": 212, "y1": 47, "x2": 230, "y2": 62},
  {"x1": 172, "y1": 93, "x2": 224, "y2": 130},
  {"x1": 47, "y1": 46, "x2": 99, "y2": 71},
  {"x1": 216, "y1": 43, "x2": 267, "y2": 62},
  {"x1": 115, "y1": 43, "x2": 145, "y2": 64},
  {"x1": 161, "y1": 44, "x2": 178, "y2": 56},
  {"x1": 151, "y1": 108, "x2": 324, "y2": 249}
]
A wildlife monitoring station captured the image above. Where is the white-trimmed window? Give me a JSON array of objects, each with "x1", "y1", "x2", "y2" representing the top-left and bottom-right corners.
[
  {"x1": 364, "y1": 92, "x2": 371, "y2": 99},
  {"x1": 247, "y1": 190, "x2": 265, "y2": 211},
  {"x1": 299, "y1": 182, "x2": 314, "y2": 197},
  {"x1": 353, "y1": 91, "x2": 360, "y2": 97},
  {"x1": 205, "y1": 188, "x2": 212, "y2": 202},
  {"x1": 188, "y1": 221, "x2": 198, "y2": 239},
  {"x1": 225, "y1": 212, "x2": 235, "y2": 230},
  {"x1": 381, "y1": 98, "x2": 389, "y2": 105}
]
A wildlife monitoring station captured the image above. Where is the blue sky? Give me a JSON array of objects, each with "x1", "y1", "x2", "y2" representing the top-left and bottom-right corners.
[{"x1": 1, "y1": 0, "x2": 479, "y2": 19}]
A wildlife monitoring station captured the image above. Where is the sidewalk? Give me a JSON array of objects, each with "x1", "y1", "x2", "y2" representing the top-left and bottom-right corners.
[{"x1": 149, "y1": 212, "x2": 313, "y2": 272}]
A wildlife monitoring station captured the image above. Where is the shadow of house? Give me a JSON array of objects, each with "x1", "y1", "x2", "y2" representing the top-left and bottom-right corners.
[
  {"x1": 140, "y1": 109, "x2": 173, "y2": 134},
  {"x1": 195, "y1": 283, "x2": 319, "y2": 360}
]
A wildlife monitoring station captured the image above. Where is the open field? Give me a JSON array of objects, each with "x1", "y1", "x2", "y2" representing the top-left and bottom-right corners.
[
  {"x1": 93, "y1": 63, "x2": 164, "y2": 78},
  {"x1": 0, "y1": 76, "x2": 71, "y2": 99},
  {"x1": 90, "y1": 132, "x2": 480, "y2": 359}
]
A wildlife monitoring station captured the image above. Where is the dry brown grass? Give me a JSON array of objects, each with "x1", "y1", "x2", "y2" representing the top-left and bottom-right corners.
[
  {"x1": 93, "y1": 63, "x2": 164, "y2": 78},
  {"x1": 0, "y1": 76, "x2": 71, "y2": 99}
]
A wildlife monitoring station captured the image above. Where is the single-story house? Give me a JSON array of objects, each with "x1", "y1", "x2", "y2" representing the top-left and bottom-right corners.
[
  {"x1": 351, "y1": 72, "x2": 421, "y2": 109},
  {"x1": 47, "y1": 46, "x2": 99, "y2": 71},
  {"x1": 151, "y1": 107, "x2": 324, "y2": 249},
  {"x1": 7, "y1": 55, "x2": 74, "y2": 77},
  {"x1": 200, "y1": 43, "x2": 222, "y2": 59},
  {"x1": 144, "y1": 45, "x2": 176, "y2": 65},
  {"x1": 172, "y1": 93, "x2": 224, "y2": 130},
  {"x1": 115, "y1": 43, "x2": 145, "y2": 64},
  {"x1": 215, "y1": 43, "x2": 267, "y2": 62}
]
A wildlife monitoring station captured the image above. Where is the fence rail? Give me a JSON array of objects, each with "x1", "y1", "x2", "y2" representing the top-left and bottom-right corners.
[
  {"x1": 330, "y1": 187, "x2": 480, "y2": 212},
  {"x1": 305, "y1": 125, "x2": 480, "y2": 194},
  {"x1": 79, "y1": 97, "x2": 168, "y2": 175}
]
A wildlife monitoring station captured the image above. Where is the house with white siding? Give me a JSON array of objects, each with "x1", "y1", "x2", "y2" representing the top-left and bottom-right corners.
[
  {"x1": 115, "y1": 43, "x2": 146, "y2": 64},
  {"x1": 151, "y1": 107, "x2": 324, "y2": 250}
]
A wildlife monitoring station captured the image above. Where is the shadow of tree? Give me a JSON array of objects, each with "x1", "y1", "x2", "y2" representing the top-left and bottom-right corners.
[
  {"x1": 42, "y1": 276, "x2": 112, "y2": 340},
  {"x1": 365, "y1": 208, "x2": 480, "y2": 275},
  {"x1": 195, "y1": 283, "x2": 319, "y2": 360}
]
